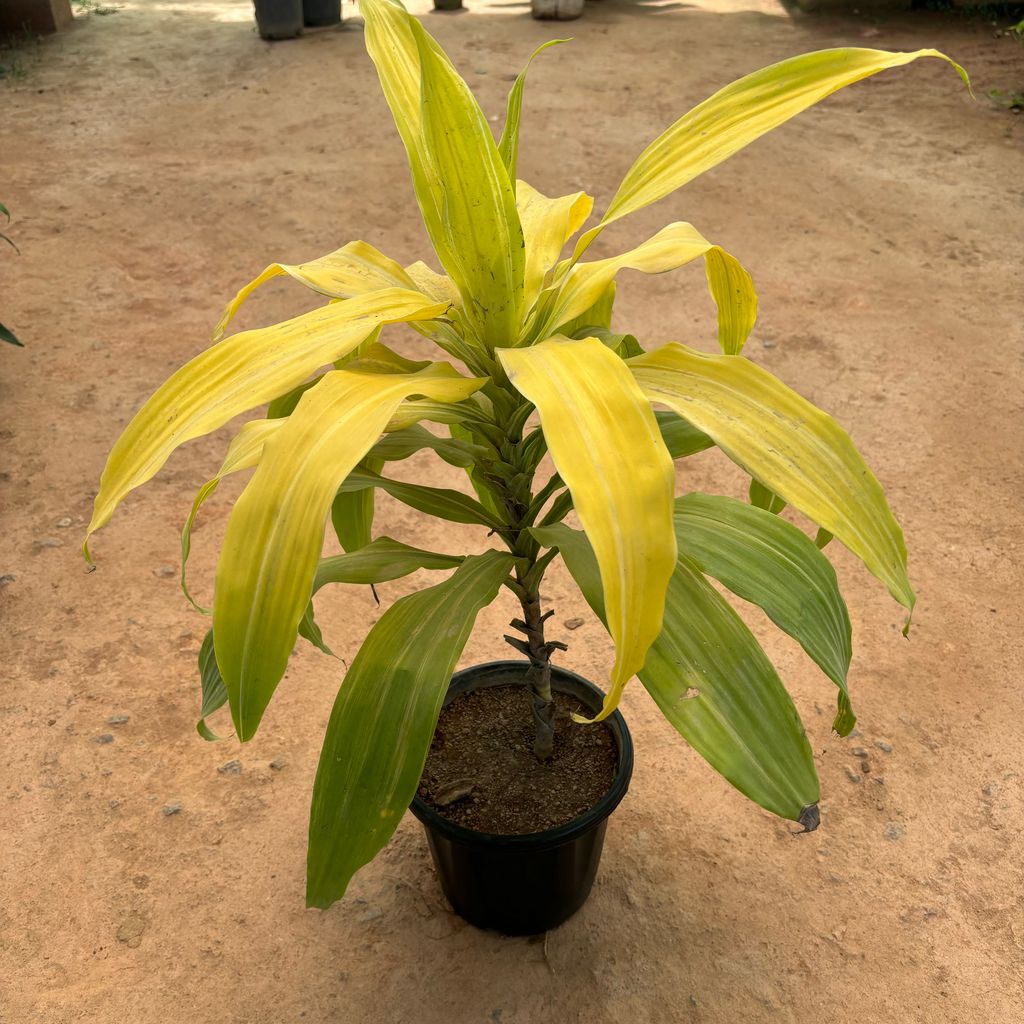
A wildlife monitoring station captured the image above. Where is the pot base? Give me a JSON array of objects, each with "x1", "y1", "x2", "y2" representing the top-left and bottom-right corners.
[{"x1": 410, "y1": 661, "x2": 633, "y2": 934}]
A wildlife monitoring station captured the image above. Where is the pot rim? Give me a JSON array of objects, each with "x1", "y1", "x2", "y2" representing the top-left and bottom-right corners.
[{"x1": 409, "y1": 659, "x2": 634, "y2": 851}]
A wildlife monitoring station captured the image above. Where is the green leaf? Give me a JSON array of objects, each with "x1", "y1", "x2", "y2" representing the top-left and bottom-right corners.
[
  {"x1": 0, "y1": 322, "x2": 23, "y2": 347},
  {"x1": 498, "y1": 40, "x2": 567, "y2": 182},
  {"x1": 340, "y1": 465, "x2": 503, "y2": 529},
  {"x1": 306, "y1": 550, "x2": 513, "y2": 909},
  {"x1": 331, "y1": 456, "x2": 383, "y2": 553},
  {"x1": 675, "y1": 493, "x2": 855, "y2": 735},
  {"x1": 655, "y1": 410, "x2": 714, "y2": 459},
  {"x1": 197, "y1": 630, "x2": 229, "y2": 741},
  {"x1": 533, "y1": 523, "x2": 820, "y2": 825},
  {"x1": 630, "y1": 343, "x2": 914, "y2": 619},
  {"x1": 370, "y1": 425, "x2": 487, "y2": 468},
  {"x1": 748, "y1": 477, "x2": 786, "y2": 515}
]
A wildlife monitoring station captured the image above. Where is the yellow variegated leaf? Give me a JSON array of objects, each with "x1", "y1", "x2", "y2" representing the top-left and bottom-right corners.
[
  {"x1": 411, "y1": 19, "x2": 525, "y2": 348},
  {"x1": 498, "y1": 336, "x2": 676, "y2": 722},
  {"x1": 629, "y1": 343, "x2": 914, "y2": 615},
  {"x1": 516, "y1": 180, "x2": 593, "y2": 307},
  {"x1": 213, "y1": 241, "x2": 415, "y2": 341},
  {"x1": 534, "y1": 222, "x2": 752, "y2": 345},
  {"x1": 576, "y1": 48, "x2": 966, "y2": 256},
  {"x1": 85, "y1": 288, "x2": 446, "y2": 559},
  {"x1": 214, "y1": 363, "x2": 486, "y2": 740},
  {"x1": 704, "y1": 247, "x2": 757, "y2": 355},
  {"x1": 180, "y1": 418, "x2": 286, "y2": 612},
  {"x1": 404, "y1": 260, "x2": 460, "y2": 306}
]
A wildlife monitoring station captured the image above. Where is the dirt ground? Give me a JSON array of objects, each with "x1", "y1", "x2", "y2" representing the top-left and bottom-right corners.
[{"x1": 2, "y1": 0, "x2": 1023, "y2": 1020}]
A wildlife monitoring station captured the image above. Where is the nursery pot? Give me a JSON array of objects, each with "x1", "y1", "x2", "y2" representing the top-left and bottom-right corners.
[
  {"x1": 432, "y1": 0, "x2": 463, "y2": 10},
  {"x1": 410, "y1": 661, "x2": 633, "y2": 935},
  {"x1": 302, "y1": 0, "x2": 341, "y2": 26},
  {"x1": 253, "y1": 0, "x2": 303, "y2": 39}
]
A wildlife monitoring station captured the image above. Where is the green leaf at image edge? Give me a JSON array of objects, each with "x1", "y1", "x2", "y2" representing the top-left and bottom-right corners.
[
  {"x1": 197, "y1": 630, "x2": 229, "y2": 741},
  {"x1": 306, "y1": 550, "x2": 513, "y2": 909}
]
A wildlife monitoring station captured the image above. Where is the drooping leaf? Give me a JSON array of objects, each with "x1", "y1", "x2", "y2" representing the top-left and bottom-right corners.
[
  {"x1": 213, "y1": 364, "x2": 484, "y2": 741},
  {"x1": 498, "y1": 41, "x2": 568, "y2": 182},
  {"x1": 675, "y1": 492, "x2": 855, "y2": 734},
  {"x1": 630, "y1": 343, "x2": 914, "y2": 617},
  {"x1": 298, "y1": 538, "x2": 464, "y2": 658},
  {"x1": 196, "y1": 629, "x2": 229, "y2": 741},
  {"x1": 532, "y1": 522, "x2": 820, "y2": 825},
  {"x1": 180, "y1": 418, "x2": 285, "y2": 613},
  {"x1": 340, "y1": 465, "x2": 502, "y2": 528},
  {"x1": 85, "y1": 287, "x2": 446, "y2": 560},
  {"x1": 575, "y1": 48, "x2": 968, "y2": 257},
  {"x1": 704, "y1": 247, "x2": 757, "y2": 355},
  {"x1": 534, "y1": 222, "x2": 755, "y2": 345},
  {"x1": 499, "y1": 336, "x2": 677, "y2": 722},
  {"x1": 516, "y1": 180, "x2": 593, "y2": 308},
  {"x1": 331, "y1": 456, "x2": 383, "y2": 553},
  {"x1": 369, "y1": 424, "x2": 487, "y2": 468},
  {"x1": 213, "y1": 241, "x2": 416, "y2": 341},
  {"x1": 306, "y1": 550, "x2": 513, "y2": 909}
]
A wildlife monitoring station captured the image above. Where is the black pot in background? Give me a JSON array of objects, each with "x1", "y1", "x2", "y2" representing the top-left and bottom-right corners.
[
  {"x1": 410, "y1": 660, "x2": 633, "y2": 935},
  {"x1": 302, "y1": 0, "x2": 341, "y2": 26},
  {"x1": 433, "y1": 0, "x2": 463, "y2": 10},
  {"x1": 253, "y1": 0, "x2": 303, "y2": 39}
]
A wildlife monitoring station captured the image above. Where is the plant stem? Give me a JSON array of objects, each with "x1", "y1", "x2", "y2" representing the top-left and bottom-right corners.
[{"x1": 517, "y1": 585, "x2": 556, "y2": 761}]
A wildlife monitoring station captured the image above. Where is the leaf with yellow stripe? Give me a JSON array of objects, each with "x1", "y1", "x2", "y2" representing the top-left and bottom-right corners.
[
  {"x1": 574, "y1": 48, "x2": 968, "y2": 257},
  {"x1": 213, "y1": 363, "x2": 485, "y2": 740},
  {"x1": 704, "y1": 247, "x2": 757, "y2": 355},
  {"x1": 533, "y1": 222, "x2": 756, "y2": 348},
  {"x1": 85, "y1": 288, "x2": 446, "y2": 560},
  {"x1": 498, "y1": 336, "x2": 677, "y2": 722},
  {"x1": 213, "y1": 241, "x2": 416, "y2": 341},
  {"x1": 629, "y1": 343, "x2": 913, "y2": 616}
]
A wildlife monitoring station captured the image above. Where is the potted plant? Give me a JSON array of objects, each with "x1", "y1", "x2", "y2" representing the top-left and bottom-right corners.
[{"x1": 86, "y1": 0, "x2": 966, "y2": 932}]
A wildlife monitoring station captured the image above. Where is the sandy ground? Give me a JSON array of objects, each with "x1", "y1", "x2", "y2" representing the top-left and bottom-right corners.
[{"x1": 2, "y1": 0, "x2": 1023, "y2": 1020}]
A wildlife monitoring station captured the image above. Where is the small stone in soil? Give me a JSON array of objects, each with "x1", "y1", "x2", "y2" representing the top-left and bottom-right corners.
[
  {"x1": 851, "y1": 747, "x2": 868, "y2": 757},
  {"x1": 162, "y1": 803, "x2": 182, "y2": 816},
  {"x1": 35, "y1": 538, "x2": 62, "y2": 550},
  {"x1": 95, "y1": 734, "x2": 114, "y2": 745},
  {"x1": 564, "y1": 617, "x2": 585, "y2": 630},
  {"x1": 154, "y1": 564, "x2": 175, "y2": 578},
  {"x1": 217, "y1": 759, "x2": 242, "y2": 775},
  {"x1": 875, "y1": 740, "x2": 893, "y2": 753},
  {"x1": 56, "y1": 516, "x2": 73, "y2": 528},
  {"x1": 844, "y1": 767, "x2": 861, "y2": 784},
  {"x1": 269, "y1": 758, "x2": 286, "y2": 771},
  {"x1": 434, "y1": 779, "x2": 475, "y2": 807},
  {"x1": 884, "y1": 822, "x2": 905, "y2": 841},
  {"x1": 107, "y1": 714, "x2": 130, "y2": 726},
  {"x1": 0, "y1": 574, "x2": 16, "y2": 585}
]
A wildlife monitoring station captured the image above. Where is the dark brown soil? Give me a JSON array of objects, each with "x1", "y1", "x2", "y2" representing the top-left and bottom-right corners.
[{"x1": 418, "y1": 684, "x2": 619, "y2": 834}]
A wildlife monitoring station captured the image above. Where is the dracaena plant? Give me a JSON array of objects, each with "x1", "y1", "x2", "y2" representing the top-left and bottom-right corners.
[{"x1": 85, "y1": 0, "x2": 965, "y2": 908}]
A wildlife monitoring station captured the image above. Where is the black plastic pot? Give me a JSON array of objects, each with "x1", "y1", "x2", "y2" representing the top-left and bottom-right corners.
[
  {"x1": 410, "y1": 661, "x2": 633, "y2": 935},
  {"x1": 253, "y1": 0, "x2": 303, "y2": 39},
  {"x1": 302, "y1": 0, "x2": 341, "y2": 26},
  {"x1": 433, "y1": 0, "x2": 463, "y2": 10}
]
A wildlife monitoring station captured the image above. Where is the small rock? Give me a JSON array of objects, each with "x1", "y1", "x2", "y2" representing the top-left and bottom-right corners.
[
  {"x1": 875, "y1": 740, "x2": 893, "y2": 753},
  {"x1": 269, "y1": 758, "x2": 286, "y2": 771},
  {"x1": 162, "y1": 803, "x2": 182, "y2": 816},
  {"x1": 434, "y1": 778, "x2": 475, "y2": 807},
  {"x1": 218, "y1": 759, "x2": 242, "y2": 775},
  {"x1": 860, "y1": 760, "x2": 871, "y2": 774},
  {"x1": 154, "y1": 564, "x2": 175, "y2": 578},
  {"x1": 981, "y1": 783, "x2": 994, "y2": 797},
  {"x1": 844, "y1": 767, "x2": 861, "y2": 784},
  {"x1": 35, "y1": 538, "x2": 63, "y2": 550},
  {"x1": 564, "y1": 617, "x2": 585, "y2": 630},
  {"x1": 0, "y1": 574, "x2": 16, "y2": 585},
  {"x1": 871, "y1": 776, "x2": 886, "y2": 786},
  {"x1": 107, "y1": 714, "x2": 130, "y2": 726},
  {"x1": 95, "y1": 734, "x2": 114, "y2": 745},
  {"x1": 851, "y1": 747, "x2": 868, "y2": 757},
  {"x1": 358, "y1": 907, "x2": 384, "y2": 923},
  {"x1": 116, "y1": 913, "x2": 148, "y2": 948},
  {"x1": 761, "y1": 338, "x2": 777, "y2": 349},
  {"x1": 474, "y1": 67, "x2": 488, "y2": 75},
  {"x1": 849, "y1": 728, "x2": 863, "y2": 738},
  {"x1": 884, "y1": 822, "x2": 905, "y2": 841},
  {"x1": 109, "y1": 799, "x2": 120, "y2": 809},
  {"x1": 55, "y1": 516, "x2": 73, "y2": 528}
]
